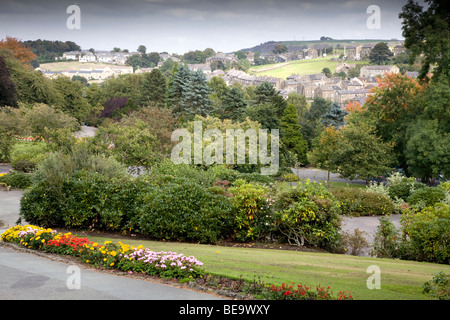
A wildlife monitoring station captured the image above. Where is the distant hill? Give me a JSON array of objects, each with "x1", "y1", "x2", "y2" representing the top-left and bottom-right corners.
[{"x1": 238, "y1": 39, "x2": 403, "y2": 54}]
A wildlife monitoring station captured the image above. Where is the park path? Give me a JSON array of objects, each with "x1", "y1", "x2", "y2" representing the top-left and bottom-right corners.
[{"x1": 0, "y1": 189, "x2": 224, "y2": 300}]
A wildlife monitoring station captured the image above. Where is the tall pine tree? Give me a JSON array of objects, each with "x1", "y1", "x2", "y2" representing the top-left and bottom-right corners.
[
  {"x1": 168, "y1": 64, "x2": 190, "y2": 114},
  {"x1": 179, "y1": 69, "x2": 213, "y2": 120},
  {"x1": 321, "y1": 102, "x2": 348, "y2": 129},
  {"x1": 141, "y1": 68, "x2": 167, "y2": 107},
  {"x1": 221, "y1": 87, "x2": 247, "y2": 122}
]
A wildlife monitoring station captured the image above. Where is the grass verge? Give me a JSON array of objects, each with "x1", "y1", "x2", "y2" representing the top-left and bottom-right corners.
[{"x1": 82, "y1": 234, "x2": 450, "y2": 300}]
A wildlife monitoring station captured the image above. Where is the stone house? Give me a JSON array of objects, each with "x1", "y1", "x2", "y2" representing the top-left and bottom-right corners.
[
  {"x1": 302, "y1": 47, "x2": 318, "y2": 59},
  {"x1": 206, "y1": 52, "x2": 238, "y2": 65},
  {"x1": 359, "y1": 65, "x2": 400, "y2": 78},
  {"x1": 336, "y1": 63, "x2": 356, "y2": 75},
  {"x1": 314, "y1": 85, "x2": 341, "y2": 101},
  {"x1": 335, "y1": 89, "x2": 372, "y2": 106},
  {"x1": 360, "y1": 44, "x2": 375, "y2": 59},
  {"x1": 345, "y1": 45, "x2": 362, "y2": 60},
  {"x1": 62, "y1": 51, "x2": 80, "y2": 60},
  {"x1": 393, "y1": 45, "x2": 406, "y2": 56},
  {"x1": 298, "y1": 81, "x2": 316, "y2": 99},
  {"x1": 341, "y1": 77, "x2": 364, "y2": 90},
  {"x1": 79, "y1": 51, "x2": 97, "y2": 63}
]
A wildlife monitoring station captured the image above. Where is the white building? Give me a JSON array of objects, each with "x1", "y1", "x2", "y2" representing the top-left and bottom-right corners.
[{"x1": 79, "y1": 51, "x2": 97, "y2": 63}]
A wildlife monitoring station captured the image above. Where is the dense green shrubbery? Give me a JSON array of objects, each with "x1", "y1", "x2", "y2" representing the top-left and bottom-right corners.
[
  {"x1": 382, "y1": 172, "x2": 427, "y2": 202},
  {"x1": 423, "y1": 272, "x2": 450, "y2": 300},
  {"x1": 407, "y1": 187, "x2": 446, "y2": 210},
  {"x1": 228, "y1": 179, "x2": 276, "y2": 242},
  {"x1": 0, "y1": 171, "x2": 33, "y2": 189},
  {"x1": 372, "y1": 204, "x2": 450, "y2": 264},
  {"x1": 272, "y1": 181, "x2": 342, "y2": 252},
  {"x1": 132, "y1": 179, "x2": 234, "y2": 243},
  {"x1": 11, "y1": 148, "x2": 46, "y2": 173},
  {"x1": 331, "y1": 187, "x2": 396, "y2": 216}
]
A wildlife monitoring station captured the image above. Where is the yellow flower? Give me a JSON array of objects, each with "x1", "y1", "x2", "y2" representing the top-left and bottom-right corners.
[
  {"x1": 103, "y1": 258, "x2": 107, "y2": 262},
  {"x1": 110, "y1": 251, "x2": 117, "y2": 257},
  {"x1": 110, "y1": 262, "x2": 114, "y2": 267},
  {"x1": 41, "y1": 239, "x2": 45, "y2": 243}
]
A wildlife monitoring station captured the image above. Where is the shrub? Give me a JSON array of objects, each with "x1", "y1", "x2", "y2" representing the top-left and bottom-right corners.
[
  {"x1": 272, "y1": 180, "x2": 342, "y2": 252},
  {"x1": 0, "y1": 171, "x2": 33, "y2": 189},
  {"x1": 331, "y1": 187, "x2": 396, "y2": 216},
  {"x1": 388, "y1": 179, "x2": 427, "y2": 202},
  {"x1": 11, "y1": 151, "x2": 44, "y2": 172},
  {"x1": 437, "y1": 182, "x2": 450, "y2": 193},
  {"x1": 407, "y1": 187, "x2": 446, "y2": 210},
  {"x1": 401, "y1": 204, "x2": 450, "y2": 264},
  {"x1": 133, "y1": 179, "x2": 234, "y2": 244},
  {"x1": 371, "y1": 216, "x2": 402, "y2": 259},
  {"x1": 341, "y1": 228, "x2": 369, "y2": 256},
  {"x1": 422, "y1": 272, "x2": 450, "y2": 300},
  {"x1": 228, "y1": 180, "x2": 276, "y2": 242}
]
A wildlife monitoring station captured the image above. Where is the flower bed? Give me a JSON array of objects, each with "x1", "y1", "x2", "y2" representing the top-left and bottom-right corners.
[
  {"x1": 1, "y1": 225, "x2": 203, "y2": 280},
  {"x1": 268, "y1": 282, "x2": 353, "y2": 300},
  {"x1": 1, "y1": 224, "x2": 355, "y2": 300}
]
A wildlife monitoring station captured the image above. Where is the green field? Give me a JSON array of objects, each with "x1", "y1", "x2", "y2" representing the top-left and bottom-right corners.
[
  {"x1": 84, "y1": 234, "x2": 449, "y2": 300},
  {"x1": 249, "y1": 57, "x2": 367, "y2": 79}
]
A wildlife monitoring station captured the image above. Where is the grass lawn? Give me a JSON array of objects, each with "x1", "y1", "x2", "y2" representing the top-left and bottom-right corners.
[
  {"x1": 11, "y1": 140, "x2": 47, "y2": 158},
  {"x1": 83, "y1": 234, "x2": 449, "y2": 300},
  {"x1": 250, "y1": 58, "x2": 367, "y2": 79}
]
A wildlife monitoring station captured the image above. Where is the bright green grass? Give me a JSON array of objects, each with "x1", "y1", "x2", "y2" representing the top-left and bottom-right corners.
[
  {"x1": 250, "y1": 58, "x2": 367, "y2": 79},
  {"x1": 12, "y1": 141, "x2": 46, "y2": 156},
  {"x1": 84, "y1": 235, "x2": 449, "y2": 300}
]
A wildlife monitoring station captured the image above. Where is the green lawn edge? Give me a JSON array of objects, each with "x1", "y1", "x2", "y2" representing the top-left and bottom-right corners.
[{"x1": 83, "y1": 234, "x2": 450, "y2": 300}]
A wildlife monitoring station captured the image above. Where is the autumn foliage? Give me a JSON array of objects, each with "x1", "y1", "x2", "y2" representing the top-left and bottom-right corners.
[
  {"x1": 0, "y1": 36, "x2": 37, "y2": 65},
  {"x1": 365, "y1": 73, "x2": 426, "y2": 123}
]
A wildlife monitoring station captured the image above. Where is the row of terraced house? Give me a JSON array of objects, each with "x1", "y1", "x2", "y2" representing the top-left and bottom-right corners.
[{"x1": 280, "y1": 65, "x2": 400, "y2": 106}]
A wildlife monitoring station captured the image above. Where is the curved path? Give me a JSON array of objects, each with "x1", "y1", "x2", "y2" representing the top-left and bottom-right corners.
[{"x1": 0, "y1": 190, "x2": 223, "y2": 300}]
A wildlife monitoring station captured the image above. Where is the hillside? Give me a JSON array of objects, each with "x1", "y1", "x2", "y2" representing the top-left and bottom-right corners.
[
  {"x1": 249, "y1": 56, "x2": 367, "y2": 79},
  {"x1": 239, "y1": 39, "x2": 403, "y2": 54}
]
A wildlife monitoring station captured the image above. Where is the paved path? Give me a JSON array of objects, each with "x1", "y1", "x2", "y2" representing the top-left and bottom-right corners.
[
  {"x1": 292, "y1": 167, "x2": 367, "y2": 185},
  {"x1": 73, "y1": 125, "x2": 98, "y2": 138},
  {"x1": 0, "y1": 190, "x2": 223, "y2": 300},
  {"x1": 0, "y1": 244, "x2": 222, "y2": 300}
]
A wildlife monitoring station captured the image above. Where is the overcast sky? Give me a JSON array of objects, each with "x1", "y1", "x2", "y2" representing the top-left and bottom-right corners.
[{"x1": 0, "y1": 0, "x2": 412, "y2": 54}]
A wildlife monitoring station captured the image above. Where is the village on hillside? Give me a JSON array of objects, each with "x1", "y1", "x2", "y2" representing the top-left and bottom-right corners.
[{"x1": 36, "y1": 41, "x2": 413, "y2": 107}]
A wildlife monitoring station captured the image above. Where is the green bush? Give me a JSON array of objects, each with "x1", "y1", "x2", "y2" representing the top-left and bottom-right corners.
[
  {"x1": 401, "y1": 204, "x2": 450, "y2": 264},
  {"x1": 272, "y1": 180, "x2": 342, "y2": 252},
  {"x1": 11, "y1": 146, "x2": 47, "y2": 173},
  {"x1": 423, "y1": 272, "x2": 450, "y2": 300},
  {"x1": 331, "y1": 187, "x2": 396, "y2": 216},
  {"x1": 407, "y1": 187, "x2": 446, "y2": 209},
  {"x1": 387, "y1": 179, "x2": 427, "y2": 201},
  {"x1": 371, "y1": 216, "x2": 403, "y2": 259},
  {"x1": 0, "y1": 171, "x2": 33, "y2": 189},
  {"x1": 228, "y1": 179, "x2": 276, "y2": 242},
  {"x1": 133, "y1": 179, "x2": 234, "y2": 244}
]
